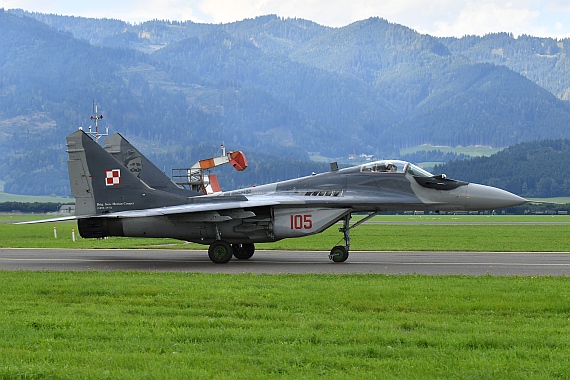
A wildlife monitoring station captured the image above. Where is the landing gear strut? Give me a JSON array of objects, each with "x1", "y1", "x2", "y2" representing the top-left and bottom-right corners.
[
  {"x1": 329, "y1": 214, "x2": 351, "y2": 262},
  {"x1": 329, "y1": 211, "x2": 380, "y2": 263}
]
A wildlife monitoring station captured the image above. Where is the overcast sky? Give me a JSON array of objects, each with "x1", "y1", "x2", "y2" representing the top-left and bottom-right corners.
[{"x1": 2, "y1": 0, "x2": 570, "y2": 38}]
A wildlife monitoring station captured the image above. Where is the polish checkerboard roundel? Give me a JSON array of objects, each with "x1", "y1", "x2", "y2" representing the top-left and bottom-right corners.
[{"x1": 105, "y1": 169, "x2": 121, "y2": 186}]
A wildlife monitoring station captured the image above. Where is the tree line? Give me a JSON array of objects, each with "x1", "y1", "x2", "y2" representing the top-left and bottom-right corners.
[
  {"x1": 434, "y1": 139, "x2": 570, "y2": 197},
  {"x1": 0, "y1": 202, "x2": 70, "y2": 213}
]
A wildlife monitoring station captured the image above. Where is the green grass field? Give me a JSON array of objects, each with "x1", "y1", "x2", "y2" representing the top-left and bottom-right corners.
[
  {"x1": 310, "y1": 145, "x2": 503, "y2": 166},
  {"x1": 1, "y1": 215, "x2": 569, "y2": 378},
  {"x1": 399, "y1": 145, "x2": 503, "y2": 157},
  {"x1": 1, "y1": 272, "x2": 569, "y2": 379},
  {"x1": 2, "y1": 214, "x2": 569, "y2": 251},
  {"x1": 0, "y1": 191, "x2": 73, "y2": 203}
]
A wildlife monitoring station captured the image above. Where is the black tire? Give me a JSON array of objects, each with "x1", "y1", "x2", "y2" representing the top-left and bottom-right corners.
[
  {"x1": 208, "y1": 240, "x2": 233, "y2": 264},
  {"x1": 232, "y1": 243, "x2": 255, "y2": 260},
  {"x1": 330, "y1": 246, "x2": 349, "y2": 262}
]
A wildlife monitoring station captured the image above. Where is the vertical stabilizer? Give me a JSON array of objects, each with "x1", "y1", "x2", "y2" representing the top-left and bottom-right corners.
[
  {"x1": 66, "y1": 130, "x2": 189, "y2": 216},
  {"x1": 67, "y1": 132, "x2": 96, "y2": 216},
  {"x1": 103, "y1": 133, "x2": 201, "y2": 197}
]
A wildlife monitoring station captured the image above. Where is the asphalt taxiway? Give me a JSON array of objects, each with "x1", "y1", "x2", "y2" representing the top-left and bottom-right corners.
[{"x1": 0, "y1": 249, "x2": 568, "y2": 276}]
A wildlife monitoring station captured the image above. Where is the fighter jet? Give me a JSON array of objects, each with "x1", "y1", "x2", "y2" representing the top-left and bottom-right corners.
[{"x1": 57, "y1": 130, "x2": 527, "y2": 263}]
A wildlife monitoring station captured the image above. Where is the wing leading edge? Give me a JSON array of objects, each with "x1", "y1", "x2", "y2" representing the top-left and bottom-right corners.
[{"x1": 96, "y1": 194, "x2": 292, "y2": 218}]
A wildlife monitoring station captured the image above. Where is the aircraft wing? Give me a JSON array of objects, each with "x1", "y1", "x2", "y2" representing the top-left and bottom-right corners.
[
  {"x1": 91, "y1": 194, "x2": 306, "y2": 219},
  {"x1": 14, "y1": 194, "x2": 329, "y2": 224}
]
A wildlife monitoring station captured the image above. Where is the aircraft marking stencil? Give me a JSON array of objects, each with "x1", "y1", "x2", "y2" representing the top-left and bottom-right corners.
[{"x1": 21, "y1": 130, "x2": 528, "y2": 264}]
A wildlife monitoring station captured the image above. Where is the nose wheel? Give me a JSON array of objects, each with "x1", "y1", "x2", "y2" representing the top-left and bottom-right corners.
[
  {"x1": 329, "y1": 245, "x2": 349, "y2": 262},
  {"x1": 329, "y1": 211, "x2": 380, "y2": 263}
]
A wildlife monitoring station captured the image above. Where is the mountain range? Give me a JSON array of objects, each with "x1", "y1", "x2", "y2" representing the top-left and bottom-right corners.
[{"x1": 1, "y1": 9, "x2": 570, "y2": 196}]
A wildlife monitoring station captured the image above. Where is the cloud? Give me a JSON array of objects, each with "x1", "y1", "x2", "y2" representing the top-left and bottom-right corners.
[
  {"x1": 429, "y1": 1, "x2": 540, "y2": 37},
  {"x1": 547, "y1": 0, "x2": 570, "y2": 12},
  {"x1": 120, "y1": 0, "x2": 202, "y2": 23},
  {"x1": 0, "y1": 0, "x2": 202, "y2": 23}
]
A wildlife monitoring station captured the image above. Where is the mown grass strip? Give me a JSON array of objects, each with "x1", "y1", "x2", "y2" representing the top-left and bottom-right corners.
[
  {"x1": 258, "y1": 223, "x2": 570, "y2": 252},
  {"x1": 0, "y1": 272, "x2": 568, "y2": 379},
  {"x1": 1, "y1": 216, "x2": 570, "y2": 251}
]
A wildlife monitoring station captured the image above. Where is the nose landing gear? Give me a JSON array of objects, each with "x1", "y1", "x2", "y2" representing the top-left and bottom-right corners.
[
  {"x1": 329, "y1": 245, "x2": 349, "y2": 262},
  {"x1": 328, "y1": 211, "x2": 380, "y2": 263}
]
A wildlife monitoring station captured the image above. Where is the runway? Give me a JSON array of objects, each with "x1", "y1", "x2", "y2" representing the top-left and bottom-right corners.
[{"x1": 0, "y1": 248, "x2": 568, "y2": 275}]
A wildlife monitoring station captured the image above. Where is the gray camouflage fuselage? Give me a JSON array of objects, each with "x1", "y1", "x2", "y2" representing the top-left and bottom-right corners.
[{"x1": 67, "y1": 130, "x2": 526, "y2": 246}]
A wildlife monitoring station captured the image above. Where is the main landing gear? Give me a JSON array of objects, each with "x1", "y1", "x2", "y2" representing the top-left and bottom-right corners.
[
  {"x1": 328, "y1": 211, "x2": 380, "y2": 263},
  {"x1": 208, "y1": 211, "x2": 381, "y2": 264},
  {"x1": 208, "y1": 241, "x2": 256, "y2": 264},
  {"x1": 232, "y1": 243, "x2": 255, "y2": 260}
]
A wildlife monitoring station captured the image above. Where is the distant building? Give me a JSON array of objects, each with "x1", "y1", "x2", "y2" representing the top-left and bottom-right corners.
[
  {"x1": 59, "y1": 205, "x2": 75, "y2": 214},
  {"x1": 359, "y1": 154, "x2": 374, "y2": 161}
]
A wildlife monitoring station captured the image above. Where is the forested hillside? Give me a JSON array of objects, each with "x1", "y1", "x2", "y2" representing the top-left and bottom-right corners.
[
  {"x1": 434, "y1": 140, "x2": 570, "y2": 197},
  {"x1": 442, "y1": 33, "x2": 570, "y2": 101},
  {"x1": 1, "y1": 9, "x2": 570, "y2": 197}
]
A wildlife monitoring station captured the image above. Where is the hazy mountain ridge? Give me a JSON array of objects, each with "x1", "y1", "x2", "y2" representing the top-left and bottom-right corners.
[
  {"x1": 19, "y1": 11, "x2": 569, "y2": 102},
  {"x1": 1, "y1": 9, "x2": 570, "y2": 196}
]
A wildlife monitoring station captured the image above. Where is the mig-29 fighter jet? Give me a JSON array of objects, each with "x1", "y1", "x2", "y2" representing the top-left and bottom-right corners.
[{"x1": 51, "y1": 130, "x2": 528, "y2": 264}]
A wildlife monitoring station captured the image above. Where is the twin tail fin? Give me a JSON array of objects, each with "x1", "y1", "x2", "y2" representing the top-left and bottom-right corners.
[{"x1": 67, "y1": 130, "x2": 190, "y2": 216}]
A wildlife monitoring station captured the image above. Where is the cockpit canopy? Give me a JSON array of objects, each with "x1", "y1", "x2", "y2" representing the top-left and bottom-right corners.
[
  {"x1": 360, "y1": 160, "x2": 433, "y2": 177},
  {"x1": 359, "y1": 160, "x2": 469, "y2": 190}
]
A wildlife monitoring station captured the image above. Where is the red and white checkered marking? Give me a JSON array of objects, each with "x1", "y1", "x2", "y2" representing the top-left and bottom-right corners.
[{"x1": 105, "y1": 169, "x2": 121, "y2": 186}]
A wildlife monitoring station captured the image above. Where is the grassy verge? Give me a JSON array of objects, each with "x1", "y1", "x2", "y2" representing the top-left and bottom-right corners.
[
  {"x1": 0, "y1": 272, "x2": 568, "y2": 379},
  {"x1": 399, "y1": 145, "x2": 502, "y2": 157},
  {"x1": 1, "y1": 215, "x2": 569, "y2": 251},
  {"x1": 2, "y1": 215, "x2": 568, "y2": 378},
  {"x1": 0, "y1": 220, "x2": 184, "y2": 249},
  {"x1": 259, "y1": 223, "x2": 570, "y2": 252}
]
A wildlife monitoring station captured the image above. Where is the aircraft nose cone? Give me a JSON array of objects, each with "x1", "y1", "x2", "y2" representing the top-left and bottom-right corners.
[{"x1": 466, "y1": 183, "x2": 527, "y2": 210}]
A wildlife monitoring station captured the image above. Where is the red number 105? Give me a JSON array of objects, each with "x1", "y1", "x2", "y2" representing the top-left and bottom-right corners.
[{"x1": 290, "y1": 214, "x2": 313, "y2": 229}]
